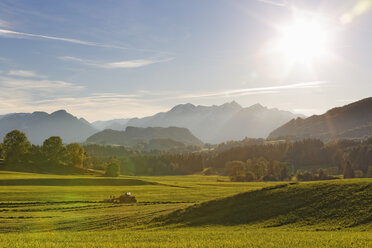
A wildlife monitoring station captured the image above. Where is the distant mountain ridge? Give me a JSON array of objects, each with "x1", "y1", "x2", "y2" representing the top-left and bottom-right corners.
[
  {"x1": 0, "y1": 101, "x2": 302, "y2": 145},
  {"x1": 86, "y1": 126, "x2": 203, "y2": 147},
  {"x1": 126, "y1": 101, "x2": 302, "y2": 144},
  {"x1": 91, "y1": 118, "x2": 130, "y2": 130},
  {"x1": 268, "y1": 97, "x2": 372, "y2": 141},
  {"x1": 0, "y1": 110, "x2": 97, "y2": 144}
]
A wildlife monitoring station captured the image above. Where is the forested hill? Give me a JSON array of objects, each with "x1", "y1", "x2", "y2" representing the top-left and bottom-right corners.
[
  {"x1": 86, "y1": 126, "x2": 204, "y2": 147},
  {"x1": 0, "y1": 110, "x2": 97, "y2": 144},
  {"x1": 268, "y1": 97, "x2": 372, "y2": 141}
]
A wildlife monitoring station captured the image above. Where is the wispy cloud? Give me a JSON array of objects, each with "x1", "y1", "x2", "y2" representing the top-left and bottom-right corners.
[
  {"x1": 34, "y1": 95, "x2": 168, "y2": 121},
  {"x1": 8, "y1": 70, "x2": 45, "y2": 78},
  {"x1": 0, "y1": 74, "x2": 90, "y2": 117},
  {"x1": 0, "y1": 20, "x2": 10, "y2": 28},
  {"x1": 0, "y1": 88, "x2": 166, "y2": 121},
  {"x1": 59, "y1": 56, "x2": 173, "y2": 69},
  {"x1": 256, "y1": 0, "x2": 289, "y2": 7},
  {"x1": 172, "y1": 81, "x2": 327, "y2": 100},
  {"x1": 0, "y1": 73, "x2": 166, "y2": 121},
  {"x1": 0, "y1": 28, "x2": 133, "y2": 50},
  {"x1": 107, "y1": 58, "x2": 173, "y2": 69},
  {"x1": 0, "y1": 28, "x2": 173, "y2": 55},
  {"x1": 0, "y1": 76, "x2": 84, "y2": 92},
  {"x1": 0, "y1": 75, "x2": 328, "y2": 121}
]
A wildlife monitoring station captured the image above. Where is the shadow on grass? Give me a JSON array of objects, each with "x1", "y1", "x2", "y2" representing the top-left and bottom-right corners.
[
  {"x1": 155, "y1": 181, "x2": 372, "y2": 228},
  {"x1": 0, "y1": 178, "x2": 158, "y2": 186}
]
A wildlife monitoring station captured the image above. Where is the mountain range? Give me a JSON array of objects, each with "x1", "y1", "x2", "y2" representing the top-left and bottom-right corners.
[
  {"x1": 126, "y1": 102, "x2": 302, "y2": 144},
  {"x1": 2, "y1": 98, "x2": 371, "y2": 146},
  {"x1": 0, "y1": 102, "x2": 303, "y2": 145},
  {"x1": 0, "y1": 110, "x2": 97, "y2": 144},
  {"x1": 268, "y1": 97, "x2": 372, "y2": 141}
]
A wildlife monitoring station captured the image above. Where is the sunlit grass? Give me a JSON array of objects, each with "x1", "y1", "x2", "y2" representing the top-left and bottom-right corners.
[
  {"x1": 0, "y1": 171, "x2": 371, "y2": 247},
  {"x1": 0, "y1": 228, "x2": 371, "y2": 248}
]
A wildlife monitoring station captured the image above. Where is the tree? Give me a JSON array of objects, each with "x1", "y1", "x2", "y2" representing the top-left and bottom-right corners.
[
  {"x1": 225, "y1": 161, "x2": 246, "y2": 181},
  {"x1": 42, "y1": 136, "x2": 65, "y2": 166},
  {"x1": 279, "y1": 164, "x2": 290, "y2": 181},
  {"x1": 250, "y1": 157, "x2": 268, "y2": 179},
  {"x1": 296, "y1": 171, "x2": 313, "y2": 181},
  {"x1": 66, "y1": 143, "x2": 85, "y2": 168},
  {"x1": 3, "y1": 130, "x2": 31, "y2": 164},
  {"x1": 105, "y1": 158, "x2": 120, "y2": 177},
  {"x1": 245, "y1": 171, "x2": 256, "y2": 181},
  {"x1": 318, "y1": 169, "x2": 328, "y2": 180},
  {"x1": 0, "y1": 143, "x2": 3, "y2": 160},
  {"x1": 343, "y1": 160, "x2": 355, "y2": 179},
  {"x1": 83, "y1": 155, "x2": 93, "y2": 169}
]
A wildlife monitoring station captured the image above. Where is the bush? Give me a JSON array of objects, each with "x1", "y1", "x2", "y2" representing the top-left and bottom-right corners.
[
  {"x1": 262, "y1": 174, "x2": 277, "y2": 181},
  {"x1": 245, "y1": 171, "x2": 256, "y2": 181},
  {"x1": 296, "y1": 171, "x2": 313, "y2": 181},
  {"x1": 354, "y1": 170, "x2": 364, "y2": 178},
  {"x1": 105, "y1": 158, "x2": 120, "y2": 177},
  {"x1": 343, "y1": 161, "x2": 355, "y2": 179}
]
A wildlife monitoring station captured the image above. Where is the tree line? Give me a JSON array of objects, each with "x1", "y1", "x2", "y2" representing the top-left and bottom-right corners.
[
  {"x1": 0, "y1": 130, "x2": 86, "y2": 173},
  {"x1": 1, "y1": 129, "x2": 371, "y2": 180},
  {"x1": 84, "y1": 138, "x2": 372, "y2": 179}
]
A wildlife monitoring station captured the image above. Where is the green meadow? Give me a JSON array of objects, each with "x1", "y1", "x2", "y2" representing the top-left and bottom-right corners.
[{"x1": 0, "y1": 171, "x2": 371, "y2": 247}]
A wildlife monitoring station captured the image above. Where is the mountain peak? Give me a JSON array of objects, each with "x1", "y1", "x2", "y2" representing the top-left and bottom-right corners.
[
  {"x1": 247, "y1": 103, "x2": 266, "y2": 111},
  {"x1": 0, "y1": 109, "x2": 97, "y2": 144},
  {"x1": 220, "y1": 101, "x2": 242, "y2": 110},
  {"x1": 51, "y1": 109, "x2": 69, "y2": 116},
  {"x1": 169, "y1": 103, "x2": 196, "y2": 113}
]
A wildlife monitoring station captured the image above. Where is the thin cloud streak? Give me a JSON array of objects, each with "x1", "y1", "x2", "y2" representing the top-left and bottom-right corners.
[
  {"x1": 0, "y1": 91, "x2": 167, "y2": 121},
  {"x1": 8, "y1": 70, "x2": 44, "y2": 78},
  {"x1": 0, "y1": 20, "x2": 10, "y2": 28},
  {"x1": 0, "y1": 28, "x2": 134, "y2": 50},
  {"x1": 0, "y1": 28, "x2": 174, "y2": 55},
  {"x1": 0, "y1": 75, "x2": 328, "y2": 121},
  {"x1": 256, "y1": 0, "x2": 289, "y2": 7},
  {"x1": 0, "y1": 76, "x2": 84, "y2": 92},
  {"x1": 59, "y1": 56, "x2": 173, "y2": 69},
  {"x1": 173, "y1": 81, "x2": 327, "y2": 99}
]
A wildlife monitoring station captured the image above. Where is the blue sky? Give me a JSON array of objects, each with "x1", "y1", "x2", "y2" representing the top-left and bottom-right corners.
[{"x1": 0, "y1": 0, "x2": 371, "y2": 121}]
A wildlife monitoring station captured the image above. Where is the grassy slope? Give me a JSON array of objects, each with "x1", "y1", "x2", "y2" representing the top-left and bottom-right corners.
[
  {"x1": 158, "y1": 180, "x2": 372, "y2": 230},
  {"x1": 0, "y1": 171, "x2": 371, "y2": 247},
  {"x1": 0, "y1": 172, "x2": 277, "y2": 232}
]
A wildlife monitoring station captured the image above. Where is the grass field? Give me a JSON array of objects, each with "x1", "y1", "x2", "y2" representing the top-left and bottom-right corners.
[{"x1": 0, "y1": 171, "x2": 371, "y2": 247}]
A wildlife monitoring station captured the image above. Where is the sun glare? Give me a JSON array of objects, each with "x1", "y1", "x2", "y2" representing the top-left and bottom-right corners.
[{"x1": 275, "y1": 15, "x2": 332, "y2": 63}]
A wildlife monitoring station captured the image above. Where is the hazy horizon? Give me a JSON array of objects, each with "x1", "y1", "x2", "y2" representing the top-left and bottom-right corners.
[
  {"x1": 1, "y1": 0, "x2": 372, "y2": 121},
  {"x1": 0, "y1": 98, "x2": 357, "y2": 122}
]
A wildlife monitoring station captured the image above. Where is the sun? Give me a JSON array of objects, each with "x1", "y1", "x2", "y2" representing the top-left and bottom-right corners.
[{"x1": 275, "y1": 14, "x2": 332, "y2": 63}]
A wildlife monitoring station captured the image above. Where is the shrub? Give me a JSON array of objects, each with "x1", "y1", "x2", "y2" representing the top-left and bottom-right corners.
[{"x1": 105, "y1": 158, "x2": 120, "y2": 177}]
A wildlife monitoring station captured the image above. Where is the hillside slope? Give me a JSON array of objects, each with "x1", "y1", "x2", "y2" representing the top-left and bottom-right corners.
[
  {"x1": 0, "y1": 110, "x2": 97, "y2": 144},
  {"x1": 157, "y1": 180, "x2": 372, "y2": 229},
  {"x1": 269, "y1": 97, "x2": 372, "y2": 141},
  {"x1": 86, "y1": 126, "x2": 204, "y2": 147}
]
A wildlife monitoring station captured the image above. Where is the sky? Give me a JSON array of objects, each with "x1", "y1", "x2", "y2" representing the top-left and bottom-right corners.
[{"x1": 0, "y1": 0, "x2": 371, "y2": 121}]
